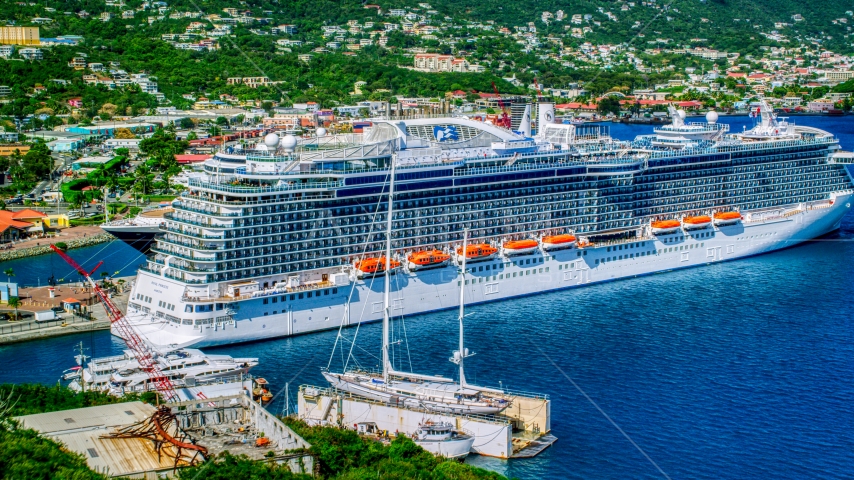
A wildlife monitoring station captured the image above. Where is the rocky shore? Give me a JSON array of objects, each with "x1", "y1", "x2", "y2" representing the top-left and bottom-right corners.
[{"x1": 0, "y1": 232, "x2": 114, "y2": 262}]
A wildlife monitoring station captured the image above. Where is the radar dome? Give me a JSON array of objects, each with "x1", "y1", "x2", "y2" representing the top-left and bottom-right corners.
[
  {"x1": 705, "y1": 110, "x2": 719, "y2": 124},
  {"x1": 281, "y1": 134, "x2": 298, "y2": 152},
  {"x1": 677, "y1": 110, "x2": 687, "y2": 120},
  {"x1": 316, "y1": 127, "x2": 327, "y2": 137},
  {"x1": 264, "y1": 133, "x2": 280, "y2": 148}
]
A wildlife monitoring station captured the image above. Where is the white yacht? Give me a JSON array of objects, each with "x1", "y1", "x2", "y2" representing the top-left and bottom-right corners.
[
  {"x1": 101, "y1": 206, "x2": 173, "y2": 254},
  {"x1": 69, "y1": 348, "x2": 258, "y2": 397},
  {"x1": 414, "y1": 421, "x2": 475, "y2": 459}
]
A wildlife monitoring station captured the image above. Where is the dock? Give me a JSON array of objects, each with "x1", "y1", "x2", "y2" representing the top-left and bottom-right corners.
[{"x1": 298, "y1": 384, "x2": 554, "y2": 459}]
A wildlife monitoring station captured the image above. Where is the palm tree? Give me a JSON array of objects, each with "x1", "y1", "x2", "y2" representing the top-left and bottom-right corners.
[
  {"x1": 134, "y1": 165, "x2": 152, "y2": 198},
  {"x1": 3, "y1": 268, "x2": 13, "y2": 283},
  {"x1": 7, "y1": 296, "x2": 20, "y2": 321}
]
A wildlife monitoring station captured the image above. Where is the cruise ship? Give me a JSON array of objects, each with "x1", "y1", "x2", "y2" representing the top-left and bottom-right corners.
[{"x1": 123, "y1": 103, "x2": 854, "y2": 348}]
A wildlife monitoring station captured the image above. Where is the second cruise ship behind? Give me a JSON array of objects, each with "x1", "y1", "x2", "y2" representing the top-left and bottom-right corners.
[{"x1": 122, "y1": 103, "x2": 854, "y2": 348}]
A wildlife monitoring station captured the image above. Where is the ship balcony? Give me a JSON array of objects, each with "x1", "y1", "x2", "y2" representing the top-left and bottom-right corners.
[
  {"x1": 164, "y1": 212, "x2": 235, "y2": 229},
  {"x1": 140, "y1": 264, "x2": 210, "y2": 284},
  {"x1": 156, "y1": 234, "x2": 226, "y2": 251},
  {"x1": 150, "y1": 246, "x2": 218, "y2": 262},
  {"x1": 188, "y1": 177, "x2": 343, "y2": 194},
  {"x1": 173, "y1": 201, "x2": 244, "y2": 217},
  {"x1": 180, "y1": 190, "x2": 334, "y2": 207},
  {"x1": 163, "y1": 228, "x2": 226, "y2": 240}
]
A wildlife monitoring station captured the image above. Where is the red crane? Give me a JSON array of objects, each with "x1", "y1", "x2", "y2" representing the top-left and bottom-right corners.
[
  {"x1": 491, "y1": 81, "x2": 512, "y2": 129},
  {"x1": 533, "y1": 77, "x2": 543, "y2": 97},
  {"x1": 50, "y1": 245, "x2": 180, "y2": 402}
]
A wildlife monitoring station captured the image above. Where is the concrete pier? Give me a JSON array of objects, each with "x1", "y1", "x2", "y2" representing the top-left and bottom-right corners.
[{"x1": 298, "y1": 385, "x2": 553, "y2": 459}]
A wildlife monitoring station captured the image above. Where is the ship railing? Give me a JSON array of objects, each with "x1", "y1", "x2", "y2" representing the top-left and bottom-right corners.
[
  {"x1": 180, "y1": 192, "x2": 334, "y2": 207},
  {"x1": 299, "y1": 384, "x2": 512, "y2": 426},
  {"x1": 188, "y1": 178, "x2": 343, "y2": 193},
  {"x1": 172, "y1": 202, "x2": 243, "y2": 217},
  {"x1": 163, "y1": 228, "x2": 225, "y2": 240},
  {"x1": 164, "y1": 213, "x2": 235, "y2": 229},
  {"x1": 183, "y1": 279, "x2": 341, "y2": 303}
]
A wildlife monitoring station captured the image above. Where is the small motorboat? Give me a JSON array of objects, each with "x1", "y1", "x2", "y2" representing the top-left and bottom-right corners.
[
  {"x1": 541, "y1": 234, "x2": 577, "y2": 251},
  {"x1": 408, "y1": 250, "x2": 451, "y2": 271},
  {"x1": 650, "y1": 220, "x2": 681, "y2": 235},
  {"x1": 456, "y1": 244, "x2": 498, "y2": 263},
  {"x1": 413, "y1": 422, "x2": 474, "y2": 459},
  {"x1": 713, "y1": 211, "x2": 742, "y2": 226},
  {"x1": 502, "y1": 239, "x2": 539, "y2": 256},
  {"x1": 356, "y1": 257, "x2": 401, "y2": 279},
  {"x1": 61, "y1": 366, "x2": 82, "y2": 381},
  {"x1": 682, "y1": 215, "x2": 712, "y2": 230}
]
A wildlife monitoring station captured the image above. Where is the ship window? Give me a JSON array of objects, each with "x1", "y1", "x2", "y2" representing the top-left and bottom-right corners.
[
  {"x1": 512, "y1": 272, "x2": 517, "y2": 277},
  {"x1": 290, "y1": 294, "x2": 296, "y2": 301},
  {"x1": 307, "y1": 291, "x2": 312, "y2": 298},
  {"x1": 324, "y1": 289, "x2": 330, "y2": 295},
  {"x1": 333, "y1": 288, "x2": 338, "y2": 294},
  {"x1": 216, "y1": 303, "x2": 223, "y2": 311},
  {"x1": 185, "y1": 305, "x2": 193, "y2": 313},
  {"x1": 272, "y1": 297, "x2": 278, "y2": 303},
  {"x1": 263, "y1": 298, "x2": 269, "y2": 305},
  {"x1": 595, "y1": 259, "x2": 600, "y2": 265},
  {"x1": 264, "y1": 312, "x2": 268, "y2": 316},
  {"x1": 298, "y1": 293, "x2": 304, "y2": 299}
]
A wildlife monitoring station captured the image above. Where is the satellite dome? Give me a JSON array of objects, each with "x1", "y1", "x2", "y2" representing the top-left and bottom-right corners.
[
  {"x1": 705, "y1": 110, "x2": 719, "y2": 124},
  {"x1": 281, "y1": 134, "x2": 298, "y2": 152},
  {"x1": 264, "y1": 133, "x2": 280, "y2": 148},
  {"x1": 316, "y1": 127, "x2": 327, "y2": 137},
  {"x1": 677, "y1": 110, "x2": 687, "y2": 120}
]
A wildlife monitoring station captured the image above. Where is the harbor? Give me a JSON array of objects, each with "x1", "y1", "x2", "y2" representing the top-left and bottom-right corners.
[{"x1": 1, "y1": 115, "x2": 854, "y2": 479}]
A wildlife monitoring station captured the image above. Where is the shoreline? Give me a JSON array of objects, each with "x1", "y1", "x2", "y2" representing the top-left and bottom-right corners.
[{"x1": 0, "y1": 231, "x2": 115, "y2": 262}]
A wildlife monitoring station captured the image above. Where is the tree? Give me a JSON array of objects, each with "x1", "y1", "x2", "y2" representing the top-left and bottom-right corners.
[
  {"x1": 3, "y1": 268, "x2": 12, "y2": 282},
  {"x1": 7, "y1": 296, "x2": 20, "y2": 321},
  {"x1": 114, "y1": 128, "x2": 137, "y2": 139},
  {"x1": 178, "y1": 117, "x2": 195, "y2": 130},
  {"x1": 186, "y1": 131, "x2": 198, "y2": 141},
  {"x1": 597, "y1": 96, "x2": 622, "y2": 116}
]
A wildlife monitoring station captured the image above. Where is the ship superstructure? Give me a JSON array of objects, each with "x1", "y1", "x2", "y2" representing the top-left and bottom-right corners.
[{"x1": 124, "y1": 102, "x2": 854, "y2": 348}]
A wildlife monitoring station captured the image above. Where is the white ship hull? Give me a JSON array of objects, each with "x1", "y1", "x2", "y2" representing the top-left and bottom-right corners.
[
  {"x1": 321, "y1": 372, "x2": 505, "y2": 415},
  {"x1": 122, "y1": 194, "x2": 852, "y2": 349},
  {"x1": 416, "y1": 437, "x2": 474, "y2": 459}
]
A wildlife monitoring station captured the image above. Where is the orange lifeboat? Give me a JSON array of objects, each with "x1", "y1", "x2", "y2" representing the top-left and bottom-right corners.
[
  {"x1": 456, "y1": 244, "x2": 498, "y2": 263},
  {"x1": 502, "y1": 239, "x2": 539, "y2": 256},
  {"x1": 541, "y1": 234, "x2": 577, "y2": 251},
  {"x1": 713, "y1": 211, "x2": 742, "y2": 226},
  {"x1": 650, "y1": 219, "x2": 681, "y2": 235},
  {"x1": 682, "y1": 215, "x2": 711, "y2": 230},
  {"x1": 356, "y1": 256, "x2": 401, "y2": 279},
  {"x1": 407, "y1": 250, "x2": 451, "y2": 271}
]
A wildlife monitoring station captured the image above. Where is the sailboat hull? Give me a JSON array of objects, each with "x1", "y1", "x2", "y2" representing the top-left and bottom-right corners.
[{"x1": 322, "y1": 372, "x2": 507, "y2": 415}]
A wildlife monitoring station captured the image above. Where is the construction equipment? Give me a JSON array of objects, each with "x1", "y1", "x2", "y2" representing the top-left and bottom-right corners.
[
  {"x1": 49, "y1": 245, "x2": 180, "y2": 402},
  {"x1": 491, "y1": 81, "x2": 512, "y2": 129}
]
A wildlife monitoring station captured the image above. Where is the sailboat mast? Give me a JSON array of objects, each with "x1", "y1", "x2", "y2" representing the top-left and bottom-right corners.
[
  {"x1": 458, "y1": 229, "x2": 468, "y2": 388},
  {"x1": 382, "y1": 156, "x2": 396, "y2": 383}
]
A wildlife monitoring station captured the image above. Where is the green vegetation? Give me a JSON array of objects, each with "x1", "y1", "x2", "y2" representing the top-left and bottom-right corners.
[
  {"x1": 53, "y1": 242, "x2": 67, "y2": 250},
  {"x1": 283, "y1": 418, "x2": 505, "y2": 480},
  {"x1": 0, "y1": 142, "x2": 54, "y2": 193},
  {"x1": 0, "y1": 384, "x2": 156, "y2": 417},
  {"x1": 70, "y1": 215, "x2": 105, "y2": 226}
]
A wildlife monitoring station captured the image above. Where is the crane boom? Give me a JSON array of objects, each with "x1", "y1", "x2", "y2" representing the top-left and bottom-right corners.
[
  {"x1": 50, "y1": 245, "x2": 179, "y2": 402},
  {"x1": 491, "y1": 81, "x2": 512, "y2": 129}
]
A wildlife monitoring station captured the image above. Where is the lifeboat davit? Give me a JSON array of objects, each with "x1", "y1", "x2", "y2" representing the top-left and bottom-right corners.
[
  {"x1": 682, "y1": 215, "x2": 712, "y2": 230},
  {"x1": 356, "y1": 257, "x2": 401, "y2": 278},
  {"x1": 541, "y1": 234, "x2": 577, "y2": 251},
  {"x1": 650, "y1": 220, "x2": 681, "y2": 235},
  {"x1": 407, "y1": 250, "x2": 451, "y2": 271},
  {"x1": 502, "y1": 239, "x2": 539, "y2": 256},
  {"x1": 456, "y1": 244, "x2": 498, "y2": 263},
  {"x1": 713, "y1": 211, "x2": 742, "y2": 226}
]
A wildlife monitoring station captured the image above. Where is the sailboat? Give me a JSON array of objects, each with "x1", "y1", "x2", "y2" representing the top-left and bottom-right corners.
[{"x1": 322, "y1": 158, "x2": 510, "y2": 415}]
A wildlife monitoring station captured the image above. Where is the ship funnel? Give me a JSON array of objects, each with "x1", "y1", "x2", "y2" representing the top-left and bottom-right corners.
[
  {"x1": 538, "y1": 102, "x2": 555, "y2": 134},
  {"x1": 520, "y1": 104, "x2": 532, "y2": 137}
]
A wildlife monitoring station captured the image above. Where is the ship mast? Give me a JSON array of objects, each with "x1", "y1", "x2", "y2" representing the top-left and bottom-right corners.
[
  {"x1": 382, "y1": 156, "x2": 396, "y2": 383},
  {"x1": 458, "y1": 229, "x2": 469, "y2": 388}
]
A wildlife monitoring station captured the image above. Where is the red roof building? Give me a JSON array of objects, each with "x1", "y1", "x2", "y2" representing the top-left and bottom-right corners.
[{"x1": 175, "y1": 154, "x2": 212, "y2": 164}]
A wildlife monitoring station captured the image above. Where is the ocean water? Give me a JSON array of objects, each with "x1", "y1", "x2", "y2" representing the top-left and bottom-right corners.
[{"x1": 1, "y1": 115, "x2": 854, "y2": 479}]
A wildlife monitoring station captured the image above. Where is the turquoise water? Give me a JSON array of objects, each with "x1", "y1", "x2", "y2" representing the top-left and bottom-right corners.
[{"x1": 1, "y1": 115, "x2": 853, "y2": 479}]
